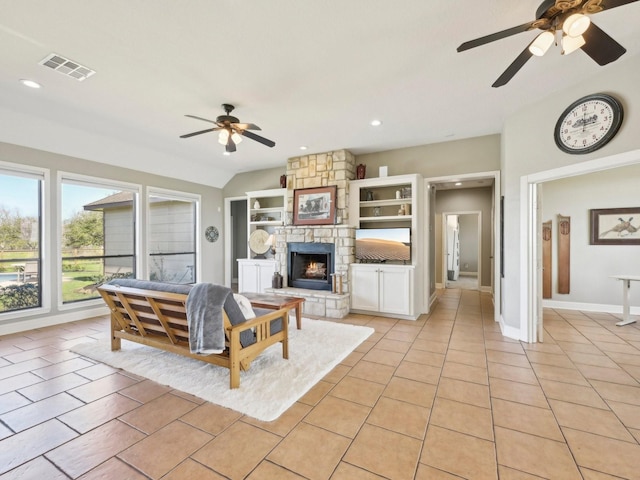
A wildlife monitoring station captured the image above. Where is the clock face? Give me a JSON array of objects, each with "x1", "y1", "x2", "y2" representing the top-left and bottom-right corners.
[
  {"x1": 554, "y1": 94, "x2": 623, "y2": 155},
  {"x1": 205, "y1": 226, "x2": 219, "y2": 242}
]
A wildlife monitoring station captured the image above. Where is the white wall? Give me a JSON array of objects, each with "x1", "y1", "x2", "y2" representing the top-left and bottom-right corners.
[
  {"x1": 542, "y1": 163, "x2": 640, "y2": 307},
  {"x1": 501, "y1": 52, "x2": 640, "y2": 334}
]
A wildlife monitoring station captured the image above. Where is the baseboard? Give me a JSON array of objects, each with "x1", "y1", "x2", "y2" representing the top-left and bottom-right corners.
[
  {"x1": 0, "y1": 305, "x2": 109, "y2": 336},
  {"x1": 498, "y1": 314, "x2": 521, "y2": 341},
  {"x1": 543, "y1": 299, "x2": 640, "y2": 316},
  {"x1": 459, "y1": 272, "x2": 478, "y2": 277},
  {"x1": 480, "y1": 286, "x2": 492, "y2": 293}
]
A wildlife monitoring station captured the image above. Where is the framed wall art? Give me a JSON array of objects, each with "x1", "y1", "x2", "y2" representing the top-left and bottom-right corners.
[
  {"x1": 589, "y1": 207, "x2": 640, "y2": 245},
  {"x1": 293, "y1": 186, "x2": 337, "y2": 225}
]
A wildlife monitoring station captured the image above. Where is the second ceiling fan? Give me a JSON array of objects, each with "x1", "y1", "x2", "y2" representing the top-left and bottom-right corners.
[
  {"x1": 457, "y1": 0, "x2": 639, "y2": 87},
  {"x1": 180, "y1": 104, "x2": 276, "y2": 153}
]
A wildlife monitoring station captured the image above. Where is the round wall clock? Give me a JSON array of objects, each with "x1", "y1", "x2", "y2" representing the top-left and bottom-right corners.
[
  {"x1": 554, "y1": 93, "x2": 623, "y2": 155},
  {"x1": 204, "y1": 225, "x2": 219, "y2": 242}
]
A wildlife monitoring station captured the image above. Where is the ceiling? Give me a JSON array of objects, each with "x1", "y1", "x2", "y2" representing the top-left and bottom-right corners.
[{"x1": 1, "y1": 0, "x2": 639, "y2": 188}]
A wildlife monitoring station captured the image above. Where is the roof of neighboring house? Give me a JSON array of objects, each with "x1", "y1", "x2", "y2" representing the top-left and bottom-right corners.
[{"x1": 83, "y1": 192, "x2": 134, "y2": 211}]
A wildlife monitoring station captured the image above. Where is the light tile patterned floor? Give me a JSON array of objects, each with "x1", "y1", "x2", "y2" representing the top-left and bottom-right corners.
[{"x1": 1, "y1": 289, "x2": 640, "y2": 479}]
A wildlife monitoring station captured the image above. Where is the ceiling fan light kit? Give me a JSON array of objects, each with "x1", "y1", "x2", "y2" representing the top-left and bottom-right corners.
[
  {"x1": 180, "y1": 103, "x2": 275, "y2": 153},
  {"x1": 563, "y1": 13, "x2": 591, "y2": 37},
  {"x1": 562, "y1": 34, "x2": 586, "y2": 55},
  {"x1": 457, "y1": 0, "x2": 639, "y2": 87},
  {"x1": 530, "y1": 31, "x2": 555, "y2": 56}
]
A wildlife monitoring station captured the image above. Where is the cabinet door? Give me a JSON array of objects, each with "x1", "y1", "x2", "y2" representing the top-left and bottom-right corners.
[
  {"x1": 257, "y1": 263, "x2": 275, "y2": 293},
  {"x1": 350, "y1": 266, "x2": 379, "y2": 311},
  {"x1": 379, "y1": 267, "x2": 411, "y2": 315},
  {"x1": 238, "y1": 262, "x2": 259, "y2": 293}
]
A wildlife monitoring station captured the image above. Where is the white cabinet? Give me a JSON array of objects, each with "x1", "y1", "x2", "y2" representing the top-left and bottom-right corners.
[
  {"x1": 350, "y1": 264, "x2": 414, "y2": 317},
  {"x1": 238, "y1": 259, "x2": 277, "y2": 293}
]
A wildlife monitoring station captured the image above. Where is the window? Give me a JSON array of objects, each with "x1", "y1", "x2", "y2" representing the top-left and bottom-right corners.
[
  {"x1": 0, "y1": 165, "x2": 43, "y2": 314},
  {"x1": 60, "y1": 176, "x2": 137, "y2": 304},
  {"x1": 148, "y1": 190, "x2": 198, "y2": 284}
]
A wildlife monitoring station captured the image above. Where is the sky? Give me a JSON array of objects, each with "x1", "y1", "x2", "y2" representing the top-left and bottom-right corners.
[
  {"x1": 355, "y1": 227, "x2": 411, "y2": 243},
  {"x1": 0, "y1": 174, "x2": 118, "y2": 220}
]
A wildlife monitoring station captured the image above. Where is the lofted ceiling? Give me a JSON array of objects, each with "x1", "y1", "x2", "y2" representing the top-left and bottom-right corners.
[{"x1": 1, "y1": 0, "x2": 639, "y2": 188}]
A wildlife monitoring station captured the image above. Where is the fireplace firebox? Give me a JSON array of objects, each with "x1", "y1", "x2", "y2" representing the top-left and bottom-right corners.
[{"x1": 288, "y1": 242, "x2": 334, "y2": 291}]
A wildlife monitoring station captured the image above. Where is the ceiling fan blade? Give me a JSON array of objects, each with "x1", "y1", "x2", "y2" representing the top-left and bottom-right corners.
[
  {"x1": 185, "y1": 114, "x2": 219, "y2": 125},
  {"x1": 599, "y1": 0, "x2": 639, "y2": 10},
  {"x1": 226, "y1": 137, "x2": 236, "y2": 153},
  {"x1": 180, "y1": 128, "x2": 218, "y2": 138},
  {"x1": 241, "y1": 130, "x2": 276, "y2": 147},
  {"x1": 457, "y1": 22, "x2": 535, "y2": 52},
  {"x1": 580, "y1": 22, "x2": 626, "y2": 66},
  {"x1": 492, "y1": 43, "x2": 534, "y2": 88},
  {"x1": 233, "y1": 123, "x2": 262, "y2": 131}
]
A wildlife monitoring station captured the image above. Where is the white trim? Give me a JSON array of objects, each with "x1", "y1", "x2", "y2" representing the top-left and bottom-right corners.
[
  {"x1": 0, "y1": 160, "x2": 47, "y2": 179},
  {"x1": 499, "y1": 314, "x2": 521, "y2": 339},
  {"x1": 0, "y1": 305, "x2": 108, "y2": 336},
  {"x1": 522, "y1": 148, "x2": 640, "y2": 344},
  {"x1": 543, "y1": 299, "x2": 640, "y2": 316},
  {"x1": 224, "y1": 195, "x2": 247, "y2": 288}
]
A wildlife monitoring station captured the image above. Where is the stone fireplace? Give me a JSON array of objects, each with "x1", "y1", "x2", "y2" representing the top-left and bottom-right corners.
[{"x1": 265, "y1": 149, "x2": 356, "y2": 317}]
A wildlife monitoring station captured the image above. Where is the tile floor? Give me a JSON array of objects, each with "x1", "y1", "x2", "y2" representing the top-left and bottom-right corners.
[{"x1": 1, "y1": 289, "x2": 640, "y2": 479}]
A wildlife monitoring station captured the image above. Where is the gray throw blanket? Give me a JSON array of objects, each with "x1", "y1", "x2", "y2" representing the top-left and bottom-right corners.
[{"x1": 186, "y1": 283, "x2": 229, "y2": 354}]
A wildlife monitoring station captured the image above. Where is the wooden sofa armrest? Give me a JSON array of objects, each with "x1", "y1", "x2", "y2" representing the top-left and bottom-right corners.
[{"x1": 227, "y1": 306, "x2": 291, "y2": 377}]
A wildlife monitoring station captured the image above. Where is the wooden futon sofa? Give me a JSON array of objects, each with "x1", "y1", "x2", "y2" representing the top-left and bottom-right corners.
[{"x1": 97, "y1": 279, "x2": 290, "y2": 388}]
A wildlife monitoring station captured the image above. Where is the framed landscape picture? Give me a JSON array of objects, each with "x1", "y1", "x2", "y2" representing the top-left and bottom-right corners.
[
  {"x1": 293, "y1": 186, "x2": 337, "y2": 225},
  {"x1": 589, "y1": 207, "x2": 640, "y2": 245}
]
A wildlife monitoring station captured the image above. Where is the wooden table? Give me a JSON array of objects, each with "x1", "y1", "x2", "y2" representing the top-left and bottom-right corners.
[
  {"x1": 610, "y1": 275, "x2": 640, "y2": 326},
  {"x1": 241, "y1": 292, "x2": 306, "y2": 329}
]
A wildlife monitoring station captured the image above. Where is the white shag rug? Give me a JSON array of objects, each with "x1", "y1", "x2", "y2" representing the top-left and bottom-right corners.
[{"x1": 71, "y1": 318, "x2": 373, "y2": 421}]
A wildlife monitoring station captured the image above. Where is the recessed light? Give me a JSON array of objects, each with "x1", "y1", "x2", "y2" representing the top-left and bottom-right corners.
[
  {"x1": 370, "y1": 119, "x2": 382, "y2": 127},
  {"x1": 300, "y1": 146, "x2": 308, "y2": 150},
  {"x1": 20, "y1": 79, "x2": 41, "y2": 89},
  {"x1": 454, "y1": 182, "x2": 462, "y2": 186}
]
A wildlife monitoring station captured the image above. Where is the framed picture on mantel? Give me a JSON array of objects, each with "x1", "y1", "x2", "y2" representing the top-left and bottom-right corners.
[
  {"x1": 590, "y1": 207, "x2": 640, "y2": 245},
  {"x1": 293, "y1": 186, "x2": 337, "y2": 226}
]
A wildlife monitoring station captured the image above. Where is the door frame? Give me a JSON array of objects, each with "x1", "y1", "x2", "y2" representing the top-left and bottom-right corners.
[
  {"x1": 424, "y1": 170, "x2": 500, "y2": 324},
  {"x1": 521, "y1": 148, "x2": 640, "y2": 343},
  {"x1": 224, "y1": 195, "x2": 247, "y2": 288},
  {"x1": 442, "y1": 211, "x2": 482, "y2": 290}
]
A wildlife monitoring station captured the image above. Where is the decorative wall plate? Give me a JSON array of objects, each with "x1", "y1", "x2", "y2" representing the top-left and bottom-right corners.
[
  {"x1": 249, "y1": 229, "x2": 269, "y2": 255},
  {"x1": 205, "y1": 225, "x2": 219, "y2": 242}
]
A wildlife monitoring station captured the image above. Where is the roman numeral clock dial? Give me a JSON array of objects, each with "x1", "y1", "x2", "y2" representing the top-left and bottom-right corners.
[{"x1": 554, "y1": 94, "x2": 624, "y2": 155}]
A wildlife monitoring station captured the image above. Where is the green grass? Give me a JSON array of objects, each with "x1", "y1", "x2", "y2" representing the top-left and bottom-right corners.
[{"x1": 62, "y1": 262, "x2": 103, "y2": 302}]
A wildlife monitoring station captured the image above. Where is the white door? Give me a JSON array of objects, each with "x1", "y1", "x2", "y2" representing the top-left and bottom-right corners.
[
  {"x1": 350, "y1": 265, "x2": 379, "y2": 311},
  {"x1": 446, "y1": 214, "x2": 460, "y2": 281},
  {"x1": 238, "y1": 261, "x2": 259, "y2": 293},
  {"x1": 379, "y1": 267, "x2": 411, "y2": 315},
  {"x1": 258, "y1": 262, "x2": 276, "y2": 293}
]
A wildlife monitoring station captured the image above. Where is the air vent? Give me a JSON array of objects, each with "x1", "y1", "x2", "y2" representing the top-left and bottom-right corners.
[{"x1": 39, "y1": 53, "x2": 95, "y2": 81}]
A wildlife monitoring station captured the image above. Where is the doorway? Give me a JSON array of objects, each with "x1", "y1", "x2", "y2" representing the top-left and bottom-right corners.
[
  {"x1": 224, "y1": 196, "x2": 247, "y2": 290},
  {"x1": 443, "y1": 212, "x2": 481, "y2": 290},
  {"x1": 424, "y1": 170, "x2": 500, "y2": 324},
  {"x1": 522, "y1": 149, "x2": 640, "y2": 343}
]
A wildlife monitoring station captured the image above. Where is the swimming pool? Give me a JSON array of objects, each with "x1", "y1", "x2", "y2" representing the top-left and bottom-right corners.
[{"x1": 0, "y1": 273, "x2": 19, "y2": 282}]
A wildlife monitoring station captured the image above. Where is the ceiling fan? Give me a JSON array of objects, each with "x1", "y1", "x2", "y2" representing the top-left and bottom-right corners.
[
  {"x1": 457, "y1": 0, "x2": 639, "y2": 87},
  {"x1": 180, "y1": 104, "x2": 276, "y2": 153}
]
